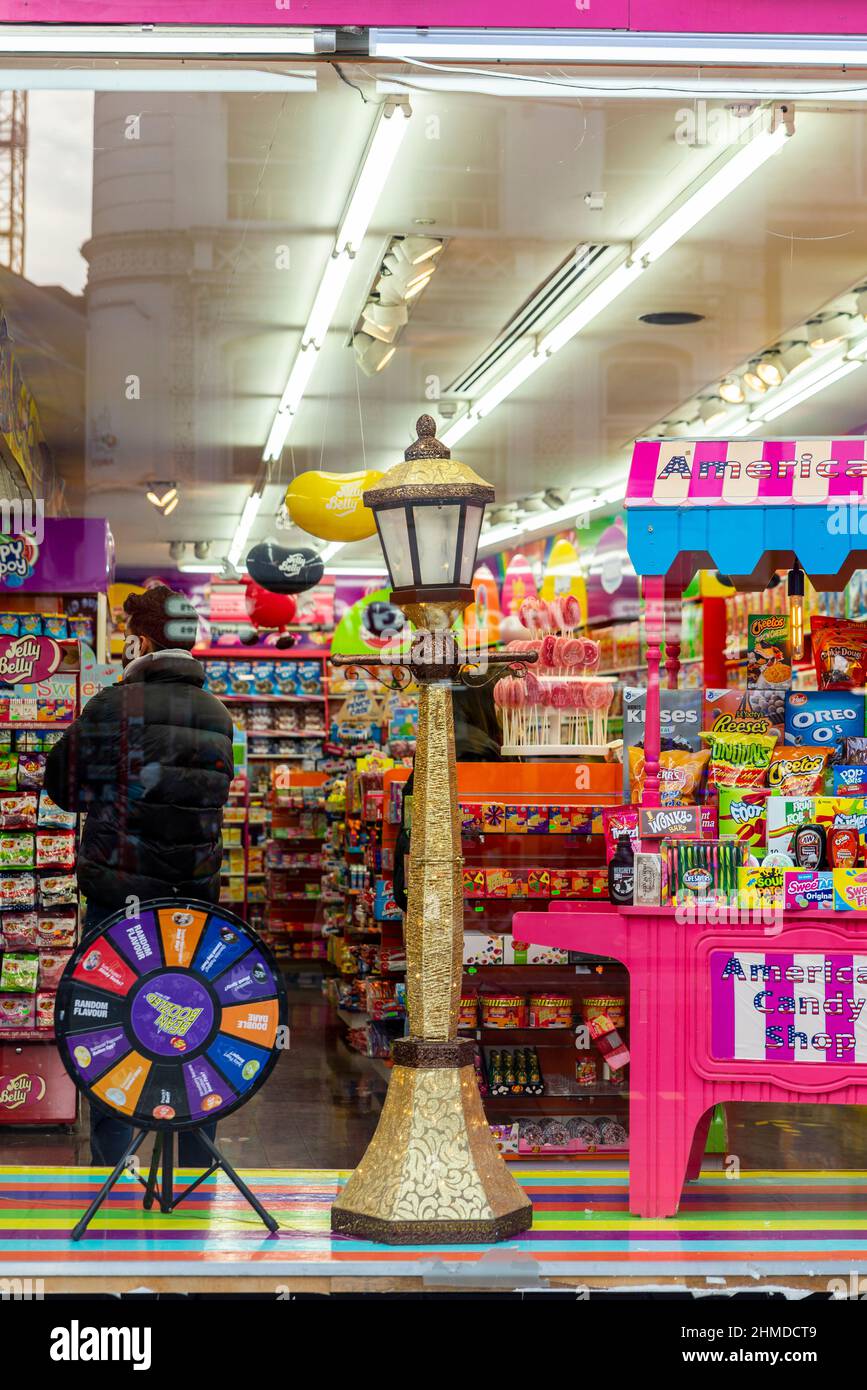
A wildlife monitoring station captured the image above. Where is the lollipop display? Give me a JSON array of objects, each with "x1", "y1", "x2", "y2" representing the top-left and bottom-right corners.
[{"x1": 497, "y1": 596, "x2": 618, "y2": 755}]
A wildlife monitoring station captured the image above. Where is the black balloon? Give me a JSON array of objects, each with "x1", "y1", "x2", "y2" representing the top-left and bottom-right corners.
[{"x1": 246, "y1": 540, "x2": 324, "y2": 594}]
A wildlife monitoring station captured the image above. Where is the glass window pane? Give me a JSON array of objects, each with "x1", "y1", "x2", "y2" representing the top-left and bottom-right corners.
[
  {"x1": 412, "y1": 504, "x2": 460, "y2": 586},
  {"x1": 457, "y1": 505, "x2": 484, "y2": 585},
  {"x1": 376, "y1": 507, "x2": 414, "y2": 587}
]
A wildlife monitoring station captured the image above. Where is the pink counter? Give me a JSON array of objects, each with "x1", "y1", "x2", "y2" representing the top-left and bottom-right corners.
[{"x1": 513, "y1": 901, "x2": 867, "y2": 1218}]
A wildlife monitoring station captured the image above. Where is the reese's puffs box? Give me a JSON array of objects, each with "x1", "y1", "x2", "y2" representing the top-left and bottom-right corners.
[{"x1": 703, "y1": 687, "x2": 785, "y2": 744}]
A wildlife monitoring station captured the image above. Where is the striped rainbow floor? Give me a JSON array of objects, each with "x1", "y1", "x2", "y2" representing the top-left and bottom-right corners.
[{"x1": 2, "y1": 1163, "x2": 867, "y2": 1284}]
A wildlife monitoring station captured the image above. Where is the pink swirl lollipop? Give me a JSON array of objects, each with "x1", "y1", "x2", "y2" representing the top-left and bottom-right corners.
[
  {"x1": 568, "y1": 679, "x2": 586, "y2": 709},
  {"x1": 548, "y1": 596, "x2": 566, "y2": 632},
  {"x1": 511, "y1": 678, "x2": 526, "y2": 708},
  {"x1": 540, "y1": 634, "x2": 557, "y2": 668},
  {"x1": 493, "y1": 679, "x2": 507, "y2": 708},
  {"x1": 580, "y1": 638, "x2": 601, "y2": 672},
  {"x1": 584, "y1": 679, "x2": 612, "y2": 710},
  {"x1": 524, "y1": 670, "x2": 543, "y2": 705},
  {"x1": 549, "y1": 681, "x2": 570, "y2": 709},
  {"x1": 520, "y1": 597, "x2": 548, "y2": 633},
  {"x1": 561, "y1": 638, "x2": 583, "y2": 667},
  {"x1": 561, "y1": 594, "x2": 581, "y2": 629}
]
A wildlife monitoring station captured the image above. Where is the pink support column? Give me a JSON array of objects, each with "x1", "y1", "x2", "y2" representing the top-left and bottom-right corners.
[
  {"x1": 664, "y1": 581, "x2": 682, "y2": 690},
  {"x1": 642, "y1": 575, "x2": 665, "y2": 808}
]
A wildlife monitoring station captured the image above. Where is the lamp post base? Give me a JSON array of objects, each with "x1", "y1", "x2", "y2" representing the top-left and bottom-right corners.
[{"x1": 331, "y1": 1038, "x2": 533, "y2": 1246}]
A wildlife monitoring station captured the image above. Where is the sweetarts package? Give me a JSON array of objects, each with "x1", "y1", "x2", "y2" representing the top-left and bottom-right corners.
[
  {"x1": 833, "y1": 868, "x2": 867, "y2": 911},
  {"x1": 784, "y1": 870, "x2": 834, "y2": 912},
  {"x1": 784, "y1": 691, "x2": 865, "y2": 750},
  {"x1": 621, "y1": 687, "x2": 703, "y2": 800}
]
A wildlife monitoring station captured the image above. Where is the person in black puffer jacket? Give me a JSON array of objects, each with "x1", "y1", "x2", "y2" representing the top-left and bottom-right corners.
[{"x1": 45, "y1": 584, "x2": 234, "y2": 1169}]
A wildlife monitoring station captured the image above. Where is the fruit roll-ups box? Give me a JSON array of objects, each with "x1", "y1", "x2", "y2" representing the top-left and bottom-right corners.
[
  {"x1": 765, "y1": 797, "x2": 817, "y2": 859},
  {"x1": 833, "y1": 868, "x2": 867, "y2": 911},
  {"x1": 784, "y1": 870, "x2": 834, "y2": 912}
]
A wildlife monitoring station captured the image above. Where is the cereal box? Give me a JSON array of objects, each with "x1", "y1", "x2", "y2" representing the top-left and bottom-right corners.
[
  {"x1": 784, "y1": 870, "x2": 834, "y2": 912},
  {"x1": 747, "y1": 613, "x2": 792, "y2": 690},
  {"x1": 785, "y1": 691, "x2": 865, "y2": 750}
]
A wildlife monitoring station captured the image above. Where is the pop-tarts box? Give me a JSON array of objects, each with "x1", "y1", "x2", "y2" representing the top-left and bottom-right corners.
[
  {"x1": 785, "y1": 691, "x2": 865, "y2": 749},
  {"x1": 834, "y1": 766, "x2": 867, "y2": 795}
]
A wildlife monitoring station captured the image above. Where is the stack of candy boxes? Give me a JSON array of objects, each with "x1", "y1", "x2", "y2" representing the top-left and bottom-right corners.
[
  {"x1": 203, "y1": 658, "x2": 323, "y2": 699},
  {"x1": 0, "y1": 769, "x2": 78, "y2": 1039}
]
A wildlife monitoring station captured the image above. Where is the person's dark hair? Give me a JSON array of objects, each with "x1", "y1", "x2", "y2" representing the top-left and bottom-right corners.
[
  {"x1": 451, "y1": 682, "x2": 502, "y2": 761},
  {"x1": 123, "y1": 584, "x2": 198, "y2": 651}
]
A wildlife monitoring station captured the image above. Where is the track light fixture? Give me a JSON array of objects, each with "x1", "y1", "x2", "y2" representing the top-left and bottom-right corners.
[{"x1": 146, "y1": 482, "x2": 178, "y2": 512}]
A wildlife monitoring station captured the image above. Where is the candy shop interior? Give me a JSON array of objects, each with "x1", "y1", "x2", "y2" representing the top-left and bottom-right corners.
[{"x1": 9, "y1": 17, "x2": 867, "y2": 1299}]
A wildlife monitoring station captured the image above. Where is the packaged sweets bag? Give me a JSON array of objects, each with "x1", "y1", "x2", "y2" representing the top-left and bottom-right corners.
[
  {"x1": 37, "y1": 791, "x2": 76, "y2": 829},
  {"x1": 842, "y1": 737, "x2": 867, "y2": 765},
  {"x1": 16, "y1": 752, "x2": 45, "y2": 789},
  {"x1": 628, "y1": 747, "x2": 709, "y2": 805},
  {"x1": 0, "y1": 951, "x2": 38, "y2": 992},
  {"x1": 811, "y1": 615, "x2": 867, "y2": 690},
  {"x1": 0, "y1": 872, "x2": 35, "y2": 908},
  {"x1": 35, "y1": 832, "x2": 75, "y2": 868},
  {"x1": 621, "y1": 686, "x2": 703, "y2": 799},
  {"x1": 2, "y1": 912, "x2": 38, "y2": 947},
  {"x1": 701, "y1": 729, "x2": 778, "y2": 790},
  {"x1": 37, "y1": 950, "x2": 72, "y2": 989},
  {"x1": 767, "y1": 746, "x2": 832, "y2": 796},
  {"x1": 0, "y1": 793, "x2": 37, "y2": 828},
  {"x1": 0, "y1": 833, "x2": 34, "y2": 867},
  {"x1": 0, "y1": 994, "x2": 35, "y2": 1028},
  {"x1": 785, "y1": 691, "x2": 865, "y2": 751}
]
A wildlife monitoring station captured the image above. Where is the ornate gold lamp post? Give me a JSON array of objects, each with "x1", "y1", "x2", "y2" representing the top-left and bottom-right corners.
[{"x1": 330, "y1": 415, "x2": 534, "y2": 1244}]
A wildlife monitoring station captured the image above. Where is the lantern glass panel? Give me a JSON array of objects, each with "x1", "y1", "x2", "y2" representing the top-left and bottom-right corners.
[{"x1": 376, "y1": 506, "x2": 414, "y2": 587}]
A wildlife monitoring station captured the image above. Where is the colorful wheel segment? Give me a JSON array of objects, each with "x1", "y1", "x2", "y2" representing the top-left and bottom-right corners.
[{"x1": 55, "y1": 900, "x2": 287, "y2": 1131}]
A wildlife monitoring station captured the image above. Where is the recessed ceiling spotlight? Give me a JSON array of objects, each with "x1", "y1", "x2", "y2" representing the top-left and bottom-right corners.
[
  {"x1": 638, "y1": 311, "x2": 705, "y2": 326},
  {"x1": 755, "y1": 352, "x2": 787, "y2": 387},
  {"x1": 779, "y1": 340, "x2": 811, "y2": 373},
  {"x1": 699, "y1": 397, "x2": 727, "y2": 427},
  {"x1": 807, "y1": 311, "x2": 856, "y2": 351},
  {"x1": 194, "y1": 541, "x2": 212, "y2": 560},
  {"x1": 168, "y1": 540, "x2": 186, "y2": 561},
  {"x1": 394, "y1": 234, "x2": 444, "y2": 266},
  {"x1": 145, "y1": 482, "x2": 178, "y2": 511},
  {"x1": 718, "y1": 376, "x2": 745, "y2": 404},
  {"x1": 742, "y1": 364, "x2": 767, "y2": 394},
  {"x1": 353, "y1": 332, "x2": 396, "y2": 376}
]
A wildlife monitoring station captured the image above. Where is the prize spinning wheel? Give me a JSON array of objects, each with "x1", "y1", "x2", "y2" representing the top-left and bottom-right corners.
[{"x1": 56, "y1": 900, "x2": 287, "y2": 1131}]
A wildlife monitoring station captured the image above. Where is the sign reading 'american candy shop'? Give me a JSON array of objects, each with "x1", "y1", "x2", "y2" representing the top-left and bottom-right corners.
[
  {"x1": 711, "y1": 950, "x2": 867, "y2": 1063},
  {"x1": 626, "y1": 439, "x2": 867, "y2": 507}
]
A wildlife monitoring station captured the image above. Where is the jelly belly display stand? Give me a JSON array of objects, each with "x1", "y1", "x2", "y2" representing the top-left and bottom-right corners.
[
  {"x1": 0, "y1": 517, "x2": 114, "y2": 1127},
  {"x1": 515, "y1": 436, "x2": 867, "y2": 1218},
  {"x1": 55, "y1": 899, "x2": 288, "y2": 1238}
]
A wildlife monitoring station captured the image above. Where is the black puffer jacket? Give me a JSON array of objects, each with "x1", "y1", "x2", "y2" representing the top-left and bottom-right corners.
[{"x1": 45, "y1": 651, "x2": 234, "y2": 912}]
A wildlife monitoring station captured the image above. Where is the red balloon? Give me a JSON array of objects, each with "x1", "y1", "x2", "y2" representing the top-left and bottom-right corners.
[{"x1": 244, "y1": 580, "x2": 297, "y2": 629}]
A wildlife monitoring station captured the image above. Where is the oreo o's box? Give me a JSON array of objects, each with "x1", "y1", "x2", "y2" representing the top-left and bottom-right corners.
[
  {"x1": 785, "y1": 691, "x2": 865, "y2": 750},
  {"x1": 622, "y1": 687, "x2": 703, "y2": 799}
]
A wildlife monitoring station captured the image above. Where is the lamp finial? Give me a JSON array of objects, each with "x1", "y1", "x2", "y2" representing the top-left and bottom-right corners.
[{"x1": 405, "y1": 414, "x2": 451, "y2": 462}]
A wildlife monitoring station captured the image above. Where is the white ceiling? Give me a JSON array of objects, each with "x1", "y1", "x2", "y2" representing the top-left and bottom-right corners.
[{"x1": 10, "y1": 59, "x2": 867, "y2": 570}]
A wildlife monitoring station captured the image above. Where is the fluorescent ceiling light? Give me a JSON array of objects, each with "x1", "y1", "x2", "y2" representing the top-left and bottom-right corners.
[
  {"x1": 370, "y1": 28, "x2": 867, "y2": 66},
  {"x1": 329, "y1": 565, "x2": 390, "y2": 577},
  {"x1": 0, "y1": 69, "x2": 318, "y2": 93},
  {"x1": 0, "y1": 25, "x2": 329, "y2": 56},
  {"x1": 319, "y1": 541, "x2": 346, "y2": 563},
  {"x1": 442, "y1": 116, "x2": 787, "y2": 450},
  {"x1": 228, "y1": 490, "x2": 263, "y2": 570},
  {"x1": 378, "y1": 74, "x2": 867, "y2": 103},
  {"x1": 263, "y1": 100, "x2": 410, "y2": 463},
  {"x1": 479, "y1": 485, "x2": 624, "y2": 554},
  {"x1": 179, "y1": 563, "x2": 225, "y2": 574}
]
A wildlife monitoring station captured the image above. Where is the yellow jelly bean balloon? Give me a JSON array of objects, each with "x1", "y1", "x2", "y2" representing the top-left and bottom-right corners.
[{"x1": 285, "y1": 469, "x2": 384, "y2": 542}]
